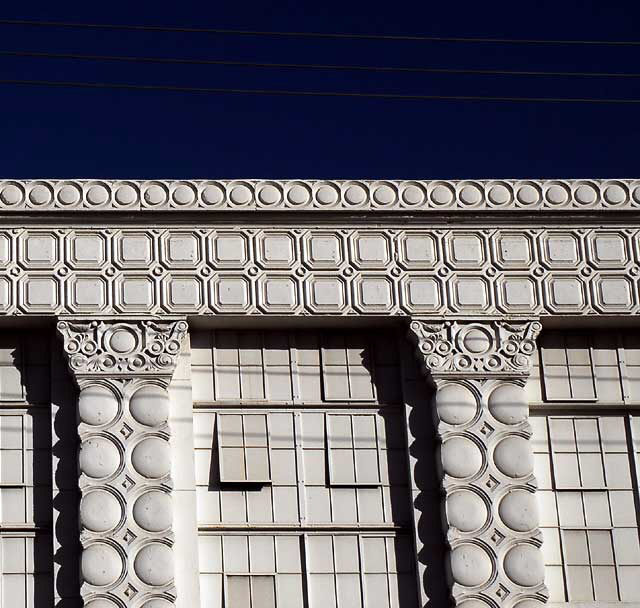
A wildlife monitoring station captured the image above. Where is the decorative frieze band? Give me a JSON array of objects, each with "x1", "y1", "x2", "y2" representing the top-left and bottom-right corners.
[
  {"x1": 408, "y1": 320, "x2": 547, "y2": 607},
  {"x1": 57, "y1": 319, "x2": 188, "y2": 608},
  {"x1": 0, "y1": 178, "x2": 639, "y2": 212},
  {"x1": 0, "y1": 226, "x2": 638, "y2": 316}
]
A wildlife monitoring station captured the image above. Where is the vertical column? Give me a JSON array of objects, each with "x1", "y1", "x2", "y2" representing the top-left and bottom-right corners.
[
  {"x1": 56, "y1": 319, "x2": 188, "y2": 608},
  {"x1": 408, "y1": 319, "x2": 548, "y2": 608}
]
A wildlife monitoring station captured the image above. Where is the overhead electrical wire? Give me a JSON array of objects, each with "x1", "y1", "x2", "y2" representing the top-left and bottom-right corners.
[
  {"x1": 0, "y1": 18, "x2": 639, "y2": 46},
  {"x1": 1, "y1": 49, "x2": 639, "y2": 79},
  {"x1": 0, "y1": 78, "x2": 639, "y2": 103}
]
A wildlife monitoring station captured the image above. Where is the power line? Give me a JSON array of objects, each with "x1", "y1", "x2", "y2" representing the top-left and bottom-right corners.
[
  {"x1": 2, "y1": 49, "x2": 640, "y2": 79},
  {"x1": 0, "y1": 18, "x2": 639, "y2": 46},
  {"x1": 1, "y1": 78, "x2": 639, "y2": 103}
]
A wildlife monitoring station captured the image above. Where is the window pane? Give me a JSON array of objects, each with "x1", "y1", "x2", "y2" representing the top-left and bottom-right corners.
[
  {"x1": 227, "y1": 576, "x2": 250, "y2": 608},
  {"x1": 251, "y1": 576, "x2": 276, "y2": 608}
]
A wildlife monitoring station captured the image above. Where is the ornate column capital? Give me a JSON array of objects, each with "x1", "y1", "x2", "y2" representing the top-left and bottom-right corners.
[
  {"x1": 407, "y1": 318, "x2": 548, "y2": 608},
  {"x1": 408, "y1": 319, "x2": 542, "y2": 378},
  {"x1": 57, "y1": 318, "x2": 188, "y2": 383},
  {"x1": 56, "y1": 318, "x2": 188, "y2": 607}
]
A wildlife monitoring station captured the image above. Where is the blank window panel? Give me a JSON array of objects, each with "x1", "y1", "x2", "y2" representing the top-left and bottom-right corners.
[
  {"x1": 563, "y1": 530, "x2": 590, "y2": 565},
  {"x1": 327, "y1": 416, "x2": 353, "y2": 449},
  {"x1": 583, "y1": 492, "x2": 611, "y2": 527},
  {"x1": 323, "y1": 368, "x2": 351, "y2": 401},
  {"x1": 329, "y1": 450, "x2": 356, "y2": 485},
  {"x1": 226, "y1": 575, "x2": 251, "y2": 607},
  {"x1": 603, "y1": 453, "x2": 632, "y2": 488},
  {"x1": 600, "y1": 416, "x2": 627, "y2": 452},
  {"x1": 270, "y1": 450, "x2": 297, "y2": 485},
  {"x1": 220, "y1": 447, "x2": 246, "y2": 482},
  {"x1": 552, "y1": 453, "x2": 581, "y2": 488},
  {"x1": 588, "y1": 530, "x2": 615, "y2": 565},
  {"x1": 219, "y1": 415, "x2": 244, "y2": 447},
  {"x1": 355, "y1": 449, "x2": 381, "y2": 485},
  {"x1": 248, "y1": 536, "x2": 275, "y2": 573},
  {"x1": 0, "y1": 415, "x2": 23, "y2": 449},
  {"x1": 566, "y1": 565, "x2": 594, "y2": 601},
  {"x1": 241, "y1": 366, "x2": 265, "y2": 400},
  {"x1": 309, "y1": 573, "x2": 337, "y2": 608},
  {"x1": 245, "y1": 448, "x2": 270, "y2": 483},
  {"x1": 549, "y1": 418, "x2": 576, "y2": 453},
  {"x1": 362, "y1": 537, "x2": 388, "y2": 573},
  {"x1": 334, "y1": 535, "x2": 360, "y2": 572},
  {"x1": 275, "y1": 536, "x2": 302, "y2": 574},
  {"x1": 619, "y1": 566, "x2": 640, "y2": 601},
  {"x1": 574, "y1": 418, "x2": 600, "y2": 452},
  {"x1": 592, "y1": 565, "x2": 619, "y2": 601},
  {"x1": 353, "y1": 416, "x2": 377, "y2": 449},
  {"x1": 0, "y1": 365, "x2": 24, "y2": 402},
  {"x1": 251, "y1": 575, "x2": 276, "y2": 608},
  {"x1": 215, "y1": 366, "x2": 241, "y2": 400},
  {"x1": 337, "y1": 573, "x2": 363, "y2": 607},
  {"x1": 244, "y1": 416, "x2": 269, "y2": 447},
  {"x1": 578, "y1": 453, "x2": 605, "y2": 487},
  {"x1": 612, "y1": 528, "x2": 640, "y2": 565},
  {"x1": 307, "y1": 536, "x2": 335, "y2": 573},
  {"x1": 268, "y1": 414, "x2": 295, "y2": 449}
]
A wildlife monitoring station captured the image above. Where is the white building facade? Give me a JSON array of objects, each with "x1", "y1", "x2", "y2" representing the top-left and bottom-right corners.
[{"x1": 0, "y1": 177, "x2": 639, "y2": 608}]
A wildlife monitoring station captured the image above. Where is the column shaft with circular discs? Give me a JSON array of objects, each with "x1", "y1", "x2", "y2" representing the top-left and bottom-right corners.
[
  {"x1": 57, "y1": 319, "x2": 188, "y2": 608},
  {"x1": 408, "y1": 320, "x2": 548, "y2": 608}
]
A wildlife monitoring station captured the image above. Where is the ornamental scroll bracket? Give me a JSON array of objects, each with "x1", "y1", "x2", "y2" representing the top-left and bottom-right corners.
[
  {"x1": 407, "y1": 318, "x2": 548, "y2": 608},
  {"x1": 56, "y1": 318, "x2": 188, "y2": 607}
]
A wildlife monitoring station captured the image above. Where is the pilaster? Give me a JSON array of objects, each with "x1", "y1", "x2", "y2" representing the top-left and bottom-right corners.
[
  {"x1": 56, "y1": 318, "x2": 188, "y2": 608},
  {"x1": 408, "y1": 319, "x2": 548, "y2": 607}
]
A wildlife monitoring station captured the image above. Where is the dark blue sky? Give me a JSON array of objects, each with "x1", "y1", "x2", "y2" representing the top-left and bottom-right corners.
[{"x1": 1, "y1": 0, "x2": 639, "y2": 179}]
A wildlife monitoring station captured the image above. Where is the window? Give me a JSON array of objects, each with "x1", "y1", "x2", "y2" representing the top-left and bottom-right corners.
[
  {"x1": 217, "y1": 414, "x2": 271, "y2": 483},
  {"x1": 0, "y1": 347, "x2": 22, "y2": 402},
  {"x1": 548, "y1": 417, "x2": 606, "y2": 489},
  {"x1": 326, "y1": 414, "x2": 381, "y2": 486},
  {"x1": 533, "y1": 414, "x2": 640, "y2": 602},
  {"x1": 226, "y1": 575, "x2": 276, "y2": 608},
  {"x1": 540, "y1": 332, "x2": 596, "y2": 401},
  {"x1": 321, "y1": 334, "x2": 375, "y2": 401},
  {"x1": 306, "y1": 534, "x2": 414, "y2": 608}
]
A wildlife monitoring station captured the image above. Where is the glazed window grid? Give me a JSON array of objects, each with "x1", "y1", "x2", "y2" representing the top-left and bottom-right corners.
[
  {"x1": 217, "y1": 413, "x2": 271, "y2": 484},
  {"x1": 190, "y1": 329, "x2": 402, "y2": 406},
  {"x1": 532, "y1": 330, "x2": 640, "y2": 405},
  {"x1": 198, "y1": 531, "x2": 415, "y2": 608},
  {"x1": 195, "y1": 409, "x2": 409, "y2": 526},
  {"x1": 532, "y1": 413, "x2": 640, "y2": 603}
]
